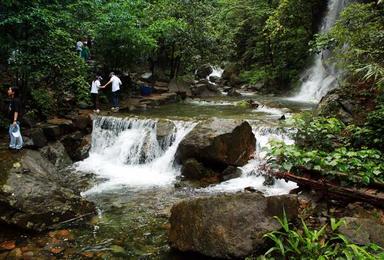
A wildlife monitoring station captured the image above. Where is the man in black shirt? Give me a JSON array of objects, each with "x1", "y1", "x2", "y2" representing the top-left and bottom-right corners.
[{"x1": 7, "y1": 87, "x2": 23, "y2": 150}]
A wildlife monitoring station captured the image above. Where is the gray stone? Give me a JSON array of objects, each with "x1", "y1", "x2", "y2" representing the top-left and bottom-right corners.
[
  {"x1": 0, "y1": 150, "x2": 96, "y2": 231},
  {"x1": 339, "y1": 217, "x2": 384, "y2": 247},
  {"x1": 40, "y1": 141, "x2": 72, "y2": 169},
  {"x1": 195, "y1": 64, "x2": 213, "y2": 79},
  {"x1": 181, "y1": 159, "x2": 217, "y2": 180},
  {"x1": 29, "y1": 128, "x2": 48, "y2": 148},
  {"x1": 176, "y1": 118, "x2": 256, "y2": 169},
  {"x1": 169, "y1": 193, "x2": 298, "y2": 259}
]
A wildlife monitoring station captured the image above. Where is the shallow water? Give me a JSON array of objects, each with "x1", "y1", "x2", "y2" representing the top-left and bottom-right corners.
[{"x1": 1, "y1": 95, "x2": 313, "y2": 259}]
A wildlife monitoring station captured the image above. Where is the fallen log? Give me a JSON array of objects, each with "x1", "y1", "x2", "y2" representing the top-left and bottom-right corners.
[{"x1": 272, "y1": 171, "x2": 384, "y2": 208}]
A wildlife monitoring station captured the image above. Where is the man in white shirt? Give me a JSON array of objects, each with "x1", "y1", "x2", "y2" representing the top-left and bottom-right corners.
[
  {"x1": 101, "y1": 72, "x2": 122, "y2": 112},
  {"x1": 91, "y1": 75, "x2": 102, "y2": 113}
]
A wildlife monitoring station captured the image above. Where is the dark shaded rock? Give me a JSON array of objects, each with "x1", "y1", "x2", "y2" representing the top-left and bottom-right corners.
[
  {"x1": 47, "y1": 118, "x2": 75, "y2": 135},
  {"x1": 191, "y1": 82, "x2": 221, "y2": 98},
  {"x1": 227, "y1": 88, "x2": 242, "y2": 97},
  {"x1": 181, "y1": 159, "x2": 217, "y2": 180},
  {"x1": 339, "y1": 217, "x2": 384, "y2": 247},
  {"x1": 221, "y1": 166, "x2": 242, "y2": 181},
  {"x1": 61, "y1": 131, "x2": 85, "y2": 162},
  {"x1": 195, "y1": 64, "x2": 213, "y2": 79},
  {"x1": 77, "y1": 134, "x2": 92, "y2": 161},
  {"x1": 42, "y1": 125, "x2": 62, "y2": 141},
  {"x1": 176, "y1": 119, "x2": 256, "y2": 170},
  {"x1": 263, "y1": 175, "x2": 275, "y2": 186},
  {"x1": 168, "y1": 78, "x2": 192, "y2": 97},
  {"x1": 209, "y1": 75, "x2": 220, "y2": 83},
  {"x1": 278, "y1": 115, "x2": 286, "y2": 121},
  {"x1": 29, "y1": 128, "x2": 48, "y2": 148},
  {"x1": 169, "y1": 193, "x2": 298, "y2": 259},
  {"x1": 73, "y1": 115, "x2": 92, "y2": 131},
  {"x1": 0, "y1": 150, "x2": 96, "y2": 232},
  {"x1": 40, "y1": 141, "x2": 72, "y2": 169}
]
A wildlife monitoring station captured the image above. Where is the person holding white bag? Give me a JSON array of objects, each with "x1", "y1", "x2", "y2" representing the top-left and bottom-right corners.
[{"x1": 7, "y1": 87, "x2": 23, "y2": 150}]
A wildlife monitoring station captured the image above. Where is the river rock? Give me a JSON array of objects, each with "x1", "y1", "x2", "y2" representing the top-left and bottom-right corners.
[
  {"x1": 0, "y1": 150, "x2": 96, "y2": 231},
  {"x1": 28, "y1": 128, "x2": 48, "y2": 149},
  {"x1": 209, "y1": 75, "x2": 220, "y2": 83},
  {"x1": 181, "y1": 159, "x2": 217, "y2": 180},
  {"x1": 40, "y1": 141, "x2": 72, "y2": 169},
  {"x1": 156, "y1": 120, "x2": 176, "y2": 148},
  {"x1": 339, "y1": 217, "x2": 384, "y2": 247},
  {"x1": 168, "y1": 78, "x2": 192, "y2": 98},
  {"x1": 176, "y1": 118, "x2": 256, "y2": 171},
  {"x1": 61, "y1": 131, "x2": 88, "y2": 161},
  {"x1": 191, "y1": 81, "x2": 221, "y2": 98},
  {"x1": 227, "y1": 88, "x2": 242, "y2": 97},
  {"x1": 169, "y1": 193, "x2": 298, "y2": 258},
  {"x1": 195, "y1": 64, "x2": 213, "y2": 79}
]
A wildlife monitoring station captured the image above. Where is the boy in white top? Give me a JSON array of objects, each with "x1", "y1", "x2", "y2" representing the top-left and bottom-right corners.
[
  {"x1": 91, "y1": 75, "x2": 102, "y2": 113},
  {"x1": 101, "y1": 72, "x2": 122, "y2": 112},
  {"x1": 76, "y1": 40, "x2": 83, "y2": 57}
]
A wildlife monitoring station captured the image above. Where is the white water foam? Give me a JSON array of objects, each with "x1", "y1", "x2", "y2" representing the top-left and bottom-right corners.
[
  {"x1": 289, "y1": 0, "x2": 349, "y2": 103},
  {"x1": 201, "y1": 125, "x2": 297, "y2": 195},
  {"x1": 207, "y1": 66, "x2": 224, "y2": 84},
  {"x1": 186, "y1": 99, "x2": 233, "y2": 106},
  {"x1": 75, "y1": 117, "x2": 196, "y2": 194}
]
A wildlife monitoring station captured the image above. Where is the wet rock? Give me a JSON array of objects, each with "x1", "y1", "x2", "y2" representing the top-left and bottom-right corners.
[
  {"x1": 191, "y1": 81, "x2": 221, "y2": 98},
  {"x1": 0, "y1": 150, "x2": 96, "y2": 232},
  {"x1": 28, "y1": 128, "x2": 48, "y2": 149},
  {"x1": 73, "y1": 114, "x2": 92, "y2": 131},
  {"x1": 195, "y1": 64, "x2": 213, "y2": 79},
  {"x1": 227, "y1": 88, "x2": 242, "y2": 97},
  {"x1": 181, "y1": 159, "x2": 217, "y2": 180},
  {"x1": 61, "y1": 131, "x2": 87, "y2": 162},
  {"x1": 42, "y1": 125, "x2": 62, "y2": 142},
  {"x1": 209, "y1": 75, "x2": 220, "y2": 83},
  {"x1": 263, "y1": 175, "x2": 275, "y2": 186},
  {"x1": 176, "y1": 118, "x2": 256, "y2": 171},
  {"x1": 169, "y1": 193, "x2": 298, "y2": 259},
  {"x1": 47, "y1": 118, "x2": 75, "y2": 135},
  {"x1": 221, "y1": 166, "x2": 242, "y2": 181},
  {"x1": 40, "y1": 141, "x2": 72, "y2": 169},
  {"x1": 339, "y1": 217, "x2": 384, "y2": 247},
  {"x1": 156, "y1": 120, "x2": 176, "y2": 148}
]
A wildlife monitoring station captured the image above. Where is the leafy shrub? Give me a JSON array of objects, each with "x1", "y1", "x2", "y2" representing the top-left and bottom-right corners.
[
  {"x1": 263, "y1": 214, "x2": 384, "y2": 259},
  {"x1": 30, "y1": 89, "x2": 55, "y2": 118}
]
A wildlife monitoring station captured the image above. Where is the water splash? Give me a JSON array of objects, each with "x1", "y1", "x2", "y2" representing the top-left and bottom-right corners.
[
  {"x1": 75, "y1": 116, "x2": 197, "y2": 194},
  {"x1": 289, "y1": 0, "x2": 349, "y2": 103},
  {"x1": 201, "y1": 124, "x2": 297, "y2": 195}
]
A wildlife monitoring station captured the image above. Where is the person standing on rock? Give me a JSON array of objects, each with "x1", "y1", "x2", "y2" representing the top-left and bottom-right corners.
[
  {"x1": 7, "y1": 87, "x2": 23, "y2": 150},
  {"x1": 101, "y1": 72, "x2": 122, "y2": 112},
  {"x1": 91, "y1": 75, "x2": 102, "y2": 113}
]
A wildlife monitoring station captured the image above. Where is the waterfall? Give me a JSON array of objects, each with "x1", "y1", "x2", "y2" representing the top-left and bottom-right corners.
[
  {"x1": 75, "y1": 116, "x2": 197, "y2": 194},
  {"x1": 289, "y1": 0, "x2": 349, "y2": 103},
  {"x1": 201, "y1": 123, "x2": 297, "y2": 196}
]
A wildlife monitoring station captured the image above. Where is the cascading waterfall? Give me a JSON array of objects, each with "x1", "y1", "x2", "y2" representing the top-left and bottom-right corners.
[
  {"x1": 76, "y1": 116, "x2": 296, "y2": 196},
  {"x1": 75, "y1": 116, "x2": 197, "y2": 194},
  {"x1": 203, "y1": 123, "x2": 297, "y2": 195},
  {"x1": 289, "y1": 0, "x2": 349, "y2": 103}
]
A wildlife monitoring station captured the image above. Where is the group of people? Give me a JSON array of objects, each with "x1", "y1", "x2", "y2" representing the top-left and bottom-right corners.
[
  {"x1": 91, "y1": 72, "x2": 122, "y2": 113},
  {"x1": 76, "y1": 39, "x2": 91, "y2": 61}
]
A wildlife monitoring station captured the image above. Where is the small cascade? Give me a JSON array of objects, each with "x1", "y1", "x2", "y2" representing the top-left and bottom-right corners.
[
  {"x1": 202, "y1": 123, "x2": 297, "y2": 195},
  {"x1": 207, "y1": 66, "x2": 224, "y2": 84},
  {"x1": 289, "y1": 0, "x2": 349, "y2": 103},
  {"x1": 75, "y1": 116, "x2": 196, "y2": 194}
]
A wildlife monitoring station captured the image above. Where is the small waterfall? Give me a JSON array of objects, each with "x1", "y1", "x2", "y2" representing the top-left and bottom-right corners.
[
  {"x1": 76, "y1": 116, "x2": 196, "y2": 194},
  {"x1": 202, "y1": 123, "x2": 297, "y2": 196},
  {"x1": 289, "y1": 0, "x2": 349, "y2": 103}
]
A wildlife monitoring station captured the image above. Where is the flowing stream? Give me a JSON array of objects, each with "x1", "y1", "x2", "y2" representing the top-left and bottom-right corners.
[
  {"x1": 69, "y1": 94, "x2": 311, "y2": 258},
  {"x1": 289, "y1": 0, "x2": 349, "y2": 102}
]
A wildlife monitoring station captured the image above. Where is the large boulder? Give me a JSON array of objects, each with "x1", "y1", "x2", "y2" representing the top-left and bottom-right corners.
[
  {"x1": 176, "y1": 118, "x2": 256, "y2": 171},
  {"x1": 191, "y1": 80, "x2": 222, "y2": 98},
  {"x1": 169, "y1": 193, "x2": 298, "y2": 258},
  {"x1": 0, "y1": 150, "x2": 96, "y2": 232}
]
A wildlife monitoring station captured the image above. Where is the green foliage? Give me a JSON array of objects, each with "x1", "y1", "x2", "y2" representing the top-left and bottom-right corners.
[
  {"x1": 268, "y1": 115, "x2": 384, "y2": 186},
  {"x1": 30, "y1": 89, "x2": 54, "y2": 117},
  {"x1": 217, "y1": 0, "x2": 325, "y2": 87},
  {"x1": 263, "y1": 214, "x2": 384, "y2": 259},
  {"x1": 320, "y1": 3, "x2": 384, "y2": 88}
]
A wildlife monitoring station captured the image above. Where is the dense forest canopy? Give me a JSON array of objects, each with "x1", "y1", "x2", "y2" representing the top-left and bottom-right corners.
[{"x1": 0, "y1": 0, "x2": 383, "y2": 119}]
